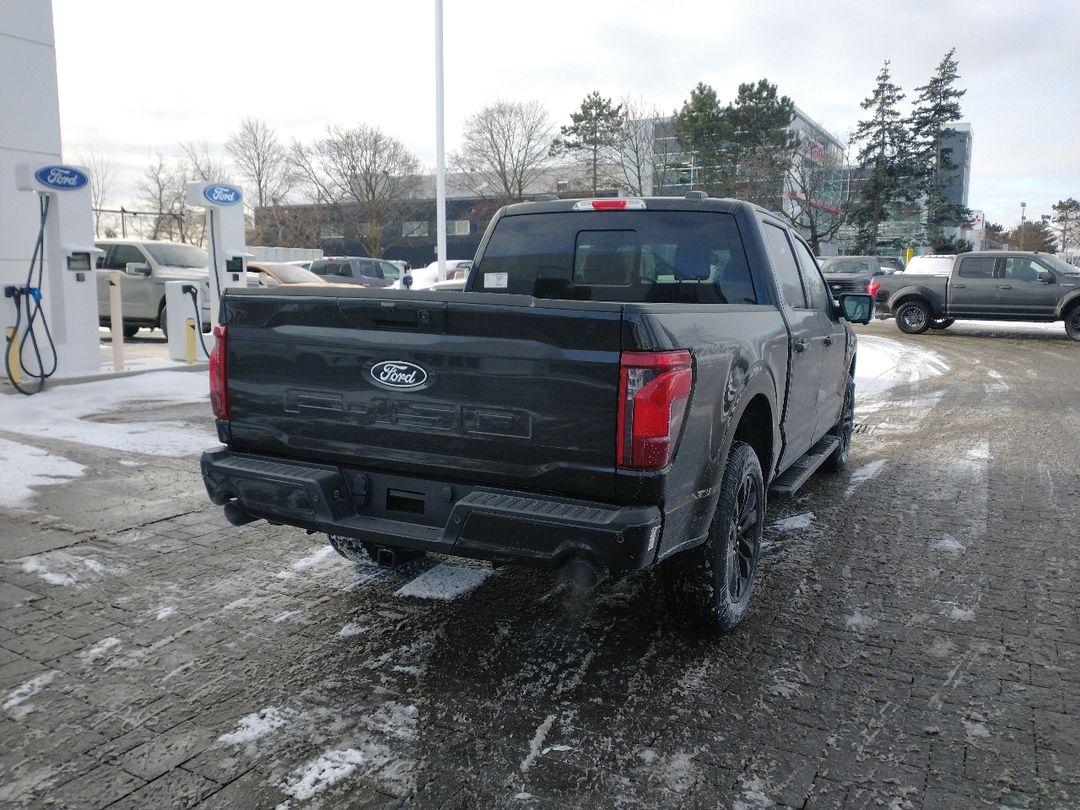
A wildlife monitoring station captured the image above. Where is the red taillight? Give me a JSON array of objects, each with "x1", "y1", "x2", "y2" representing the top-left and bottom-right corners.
[
  {"x1": 868, "y1": 279, "x2": 880, "y2": 298},
  {"x1": 209, "y1": 324, "x2": 229, "y2": 420},
  {"x1": 617, "y1": 350, "x2": 694, "y2": 471}
]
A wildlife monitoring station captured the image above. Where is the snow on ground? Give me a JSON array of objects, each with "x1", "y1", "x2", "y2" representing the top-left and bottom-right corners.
[
  {"x1": 394, "y1": 563, "x2": 492, "y2": 600},
  {"x1": 0, "y1": 437, "x2": 86, "y2": 510},
  {"x1": 770, "y1": 512, "x2": 815, "y2": 532},
  {"x1": 0, "y1": 371, "x2": 215, "y2": 456},
  {"x1": 844, "y1": 460, "x2": 888, "y2": 498},
  {"x1": 218, "y1": 706, "x2": 297, "y2": 746},
  {"x1": 855, "y1": 335, "x2": 949, "y2": 400},
  {"x1": 278, "y1": 748, "x2": 366, "y2": 804},
  {"x1": 21, "y1": 550, "x2": 125, "y2": 589}
]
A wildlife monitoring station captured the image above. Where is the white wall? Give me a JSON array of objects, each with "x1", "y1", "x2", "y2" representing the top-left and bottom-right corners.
[{"x1": 1, "y1": 0, "x2": 63, "y2": 333}]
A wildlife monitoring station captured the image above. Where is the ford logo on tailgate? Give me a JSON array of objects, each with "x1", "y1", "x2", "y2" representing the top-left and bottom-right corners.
[
  {"x1": 369, "y1": 360, "x2": 428, "y2": 390},
  {"x1": 35, "y1": 165, "x2": 88, "y2": 190}
]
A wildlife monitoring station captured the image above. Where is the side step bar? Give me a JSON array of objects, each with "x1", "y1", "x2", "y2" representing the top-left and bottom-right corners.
[{"x1": 768, "y1": 435, "x2": 839, "y2": 498}]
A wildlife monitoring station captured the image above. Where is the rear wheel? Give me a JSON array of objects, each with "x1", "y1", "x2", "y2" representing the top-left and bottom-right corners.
[
  {"x1": 158, "y1": 303, "x2": 168, "y2": 339},
  {"x1": 662, "y1": 441, "x2": 764, "y2": 631},
  {"x1": 1065, "y1": 305, "x2": 1080, "y2": 341},
  {"x1": 122, "y1": 324, "x2": 141, "y2": 338},
  {"x1": 823, "y1": 377, "x2": 854, "y2": 472},
  {"x1": 929, "y1": 318, "x2": 955, "y2": 330},
  {"x1": 895, "y1": 300, "x2": 931, "y2": 334}
]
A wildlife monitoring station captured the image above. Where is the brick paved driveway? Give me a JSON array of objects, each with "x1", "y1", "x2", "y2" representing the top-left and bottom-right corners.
[{"x1": 1, "y1": 320, "x2": 1078, "y2": 809}]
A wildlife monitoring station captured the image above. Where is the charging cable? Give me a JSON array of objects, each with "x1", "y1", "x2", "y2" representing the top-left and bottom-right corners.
[
  {"x1": 4, "y1": 195, "x2": 58, "y2": 395},
  {"x1": 183, "y1": 284, "x2": 211, "y2": 357}
]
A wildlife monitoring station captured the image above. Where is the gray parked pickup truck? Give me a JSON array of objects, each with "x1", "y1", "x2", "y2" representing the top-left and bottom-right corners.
[
  {"x1": 200, "y1": 195, "x2": 872, "y2": 630},
  {"x1": 874, "y1": 250, "x2": 1080, "y2": 339}
]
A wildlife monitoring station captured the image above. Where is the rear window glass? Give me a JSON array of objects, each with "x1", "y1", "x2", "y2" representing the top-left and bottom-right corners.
[
  {"x1": 958, "y1": 256, "x2": 995, "y2": 279},
  {"x1": 473, "y1": 211, "x2": 757, "y2": 304}
]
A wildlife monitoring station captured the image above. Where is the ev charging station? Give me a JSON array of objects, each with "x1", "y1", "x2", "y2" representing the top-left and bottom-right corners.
[
  {"x1": 165, "y1": 181, "x2": 249, "y2": 362},
  {"x1": 9, "y1": 163, "x2": 101, "y2": 383}
]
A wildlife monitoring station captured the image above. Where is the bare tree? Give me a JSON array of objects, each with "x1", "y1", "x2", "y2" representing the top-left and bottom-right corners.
[
  {"x1": 451, "y1": 100, "x2": 553, "y2": 202},
  {"x1": 780, "y1": 135, "x2": 852, "y2": 253},
  {"x1": 614, "y1": 96, "x2": 663, "y2": 196},
  {"x1": 290, "y1": 124, "x2": 421, "y2": 257},
  {"x1": 137, "y1": 153, "x2": 188, "y2": 242},
  {"x1": 226, "y1": 118, "x2": 292, "y2": 208},
  {"x1": 77, "y1": 149, "x2": 115, "y2": 237}
]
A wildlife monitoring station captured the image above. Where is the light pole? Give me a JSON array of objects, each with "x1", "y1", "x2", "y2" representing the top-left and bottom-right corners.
[{"x1": 1019, "y1": 202, "x2": 1026, "y2": 249}]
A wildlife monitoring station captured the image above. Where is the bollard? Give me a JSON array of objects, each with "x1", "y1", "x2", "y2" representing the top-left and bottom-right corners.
[
  {"x1": 4, "y1": 326, "x2": 19, "y2": 386},
  {"x1": 108, "y1": 270, "x2": 125, "y2": 371},
  {"x1": 185, "y1": 318, "x2": 196, "y2": 364}
]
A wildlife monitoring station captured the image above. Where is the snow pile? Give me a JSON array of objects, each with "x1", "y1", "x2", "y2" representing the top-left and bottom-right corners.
[
  {"x1": 278, "y1": 748, "x2": 366, "y2": 803},
  {"x1": 218, "y1": 706, "x2": 297, "y2": 746},
  {"x1": 394, "y1": 563, "x2": 491, "y2": 600},
  {"x1": 0, "y1": 438, "x2": 86, "y2": 510},
  {"x1": 855, "y1": 335, "x2": 949, "y2": 399},
  {"x1": 0, "y1": 371, "x2": 215, "y2": 456}
]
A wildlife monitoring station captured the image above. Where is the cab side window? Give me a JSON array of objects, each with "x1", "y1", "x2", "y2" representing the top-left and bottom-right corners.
[
  {"x1": 791, "y1": 238, "x2": 832, "y2": 314},
  {"x1": 957, "y1": 256, "x2": 996, "y2": 279},
  {"x1": 1002, "y1": 257, "x2": 1040, "y2": 283},
  {"x1": 105, "y1": 244, "x2": 146, "y2": 271},
  {"x1": 762, "y1": 223, "x2": 807, "y2": 308}
]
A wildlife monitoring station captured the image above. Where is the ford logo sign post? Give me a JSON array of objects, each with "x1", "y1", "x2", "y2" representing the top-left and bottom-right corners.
[
  {"x1": 32, "y1": 165, "x2": 90, "y2": 191},
  {"x1": 184, "y1": 180, "x2": 250, "y2": 358},
  {"x1": 369, "y1": 361, "x2": 430, "y2": 391},
  {"x1": 203, "y1": 184, "x2": 242, "y2": 206}
]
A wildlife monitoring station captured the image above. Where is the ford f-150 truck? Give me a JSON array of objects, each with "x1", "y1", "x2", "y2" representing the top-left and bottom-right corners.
[
  {"x1": 200, "y1": 195, "x2": 873, "y2": 630},
  {"x1": 874, "y1": 250, "x2": 1080, "y2": 339}
]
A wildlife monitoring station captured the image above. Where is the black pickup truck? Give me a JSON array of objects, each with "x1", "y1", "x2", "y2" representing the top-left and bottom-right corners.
[
  {"x1": 875, "y1": 250, "x2": 1080, "y2": 339},
  {"x1": 201, "y1": 195, "x2": 872, "y2": 630}
]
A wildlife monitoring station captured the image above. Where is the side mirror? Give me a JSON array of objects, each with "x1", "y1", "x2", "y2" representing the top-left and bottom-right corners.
[
  {"x1": 1036, "y1": 270, "x2": 1055, "y2": 284},
  {"x1": 839, "y1": 293, "x2": 874, "y2": 324},
  {"x1": 125, "y1": 261, "x2": 150, "y2": 276}
]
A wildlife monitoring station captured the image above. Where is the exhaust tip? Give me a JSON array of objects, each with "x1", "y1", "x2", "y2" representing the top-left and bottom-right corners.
[
  {"x1": 223, "y1": 501, "x2": 254, "y2": 526},
  {"x1": 561, "y1": 555, "x2": 599, "y2": 590}
]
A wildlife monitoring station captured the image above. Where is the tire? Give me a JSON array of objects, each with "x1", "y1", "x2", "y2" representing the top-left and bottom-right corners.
[
  {"x1": 661, "y1": 441, "x2": 765, "y2": 631},
  {"x1": 158, "y1": 303, "x2": 168, "y2": 339},
  {"x1": 823, "y1": 377, "x2": 854, "y2": 472},
  {"x1": 929, "y1": 318, "x2": 955, "y2": 330},
  {"x1": 895, "y1": 300, "x2": 931, "y2": 334},
  {"x1": 1065, "y1": 305, "x2": 1080, "y2": 341},
  {"x1": 122, "y1": 324, "x2": 141, "y2": 338}
]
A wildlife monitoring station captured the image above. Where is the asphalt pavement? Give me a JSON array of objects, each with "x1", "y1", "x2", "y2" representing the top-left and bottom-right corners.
[{"x1": 1, "y1": 319, "x2": 1078, "y2": 809}]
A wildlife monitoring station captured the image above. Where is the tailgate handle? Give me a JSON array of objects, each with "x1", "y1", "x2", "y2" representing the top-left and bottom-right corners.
[{"x1": 373, "y1": 308, "x2": 433, "y2": 328}]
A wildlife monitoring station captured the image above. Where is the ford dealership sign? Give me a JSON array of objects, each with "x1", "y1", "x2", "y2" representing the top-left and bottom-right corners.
[
  {"x1": 34, "y1": 165, "x2": 88, "y2": 190},
  {"x1": 369, "y1": 360, "x2": 428, "y2": 390},
  {"x1": 203, "y1": 184, "x2": 242, "y2": 205}
]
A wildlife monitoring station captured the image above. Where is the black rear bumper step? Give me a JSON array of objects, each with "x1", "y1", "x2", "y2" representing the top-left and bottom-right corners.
[
  {"x1": 768, "y1": 435, "x2": 838, "y2": 497},
  {"x1": 201, "y1": 449, "x2": 662, "y2": 572}
]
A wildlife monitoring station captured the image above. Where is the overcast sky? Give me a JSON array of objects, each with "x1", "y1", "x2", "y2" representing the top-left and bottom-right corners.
[{"x1": 52, "y1": 0, "x2": 1080, "y2": 229}]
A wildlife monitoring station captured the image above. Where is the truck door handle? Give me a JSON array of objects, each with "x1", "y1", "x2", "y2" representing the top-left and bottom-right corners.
[
  {"x1": 793, "y1": 338, "x2": 808, "y2": 353},
  {"x1": 953, "y1": 283, "x2": 966, "y2": 288},
  {"x1": 823, "y1": 335, "x2": 834, "y2": 347},
  {"x1": 997, "y1": 284, "x2": 1011, "y2": 289}
]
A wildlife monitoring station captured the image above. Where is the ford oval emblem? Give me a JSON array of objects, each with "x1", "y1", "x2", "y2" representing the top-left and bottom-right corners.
[
  {"x1": 34, "y1": 165, "x2": 88, "y2": 191},
  {"x1": 369, "y1": 360, "x2": 428, "y2": 390},
  {"x1": 203, "y1": 184, "x2": 242, "y2": 205}
]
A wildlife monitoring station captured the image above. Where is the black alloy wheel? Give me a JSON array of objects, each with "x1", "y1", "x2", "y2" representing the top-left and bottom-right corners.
[
  {"x1": 929, "y1": 318, "x2": 955, "y2": 329},
  {"x1": 1066, "y1": 305, "x2": 1080, "y2": 341},
  {"x1": 824, "y1": 377, "x2": 855, "y2": 472},
  {"x1": 896, "y1": 300, "x2": 931, "y2": 334}
]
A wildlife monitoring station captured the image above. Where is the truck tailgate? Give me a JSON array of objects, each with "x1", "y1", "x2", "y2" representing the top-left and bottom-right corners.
[{"x1": 222, "y1": 290, "x2": 624, "y2": 501}]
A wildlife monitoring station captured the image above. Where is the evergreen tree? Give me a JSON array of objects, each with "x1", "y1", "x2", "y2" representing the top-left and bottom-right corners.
[
  {"x1": 849, "y1": 61, "x2": 916, "y2": 253},
  {"x1": 911, "y1": 48, "x2": 969, "y2": 250},
  {"x1": 552, "y1": 91, "x2": 625, "y2": 195},
  {"x1": 726, "y1": 79, "x2": 796, "y2": 208},
  {"x1": 672, "y1": 83, "x2": 730, "y2": 194},
  {"x1": 1051, "y1": 197, "x2": 1080, "y2": 253}
]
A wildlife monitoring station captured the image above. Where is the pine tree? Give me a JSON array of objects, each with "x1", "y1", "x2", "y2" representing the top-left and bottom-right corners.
[
  {"x1": 672, "y1": 83, "x2": 730, "y2": 194},
  {"x1": 553, "y1": 91, "x2": 625, "y2": 195},
  {"x1": 849, "y1": 61, "x2": 916, "y2": 253},
  {"x1": 726, "y1": 79, "x2": 796, "y2": 208},
  {"x1": 911, "y1": 48, "x2": 969, "y2": 250}
]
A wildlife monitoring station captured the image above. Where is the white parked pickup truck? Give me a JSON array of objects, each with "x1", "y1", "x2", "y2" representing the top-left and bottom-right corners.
[{"x1": 95, "y1": 239, "x2": 211, "y2": 338}]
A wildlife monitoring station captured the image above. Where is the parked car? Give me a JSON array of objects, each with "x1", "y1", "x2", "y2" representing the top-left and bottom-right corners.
[
  {"x1": 201, "y1": 194, "x2": 874, "y2": 631},
  {"x1": 95, "y1": 239, "x2": 210, "y2": 338},
  {"x1": 393, "y1": 260, "x2": 472, "y2": 290},
  {"x1": 247, "y1": 261, "x2": 329, "y2": 287},
  {"x1": 876, "y1": 256, "x2": 906, "y2": 273},
  {"x1": 308, "y1": 257, "x2": 401, "y2": 288},
  {"x1": 819, "y1": 256, "x2": 900, "y2": 301},
  {"x1": 874, "y1": 250, "x2": 1080, "y2": 339}
]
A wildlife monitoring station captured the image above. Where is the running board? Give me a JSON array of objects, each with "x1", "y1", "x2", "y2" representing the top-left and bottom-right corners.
[{"x1": 768, "y1": 436, "x2": 839, "y2": 497}]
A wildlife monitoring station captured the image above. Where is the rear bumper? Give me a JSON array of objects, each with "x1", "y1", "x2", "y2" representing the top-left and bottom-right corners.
[{"x1": 201, "y1": 449, "x2": 663, "y2": 572}]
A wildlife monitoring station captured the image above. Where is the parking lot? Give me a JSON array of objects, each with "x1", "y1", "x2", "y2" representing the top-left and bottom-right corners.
[{"x1": 1, "y1": 320, "x2": 1078, "y2": 809}]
